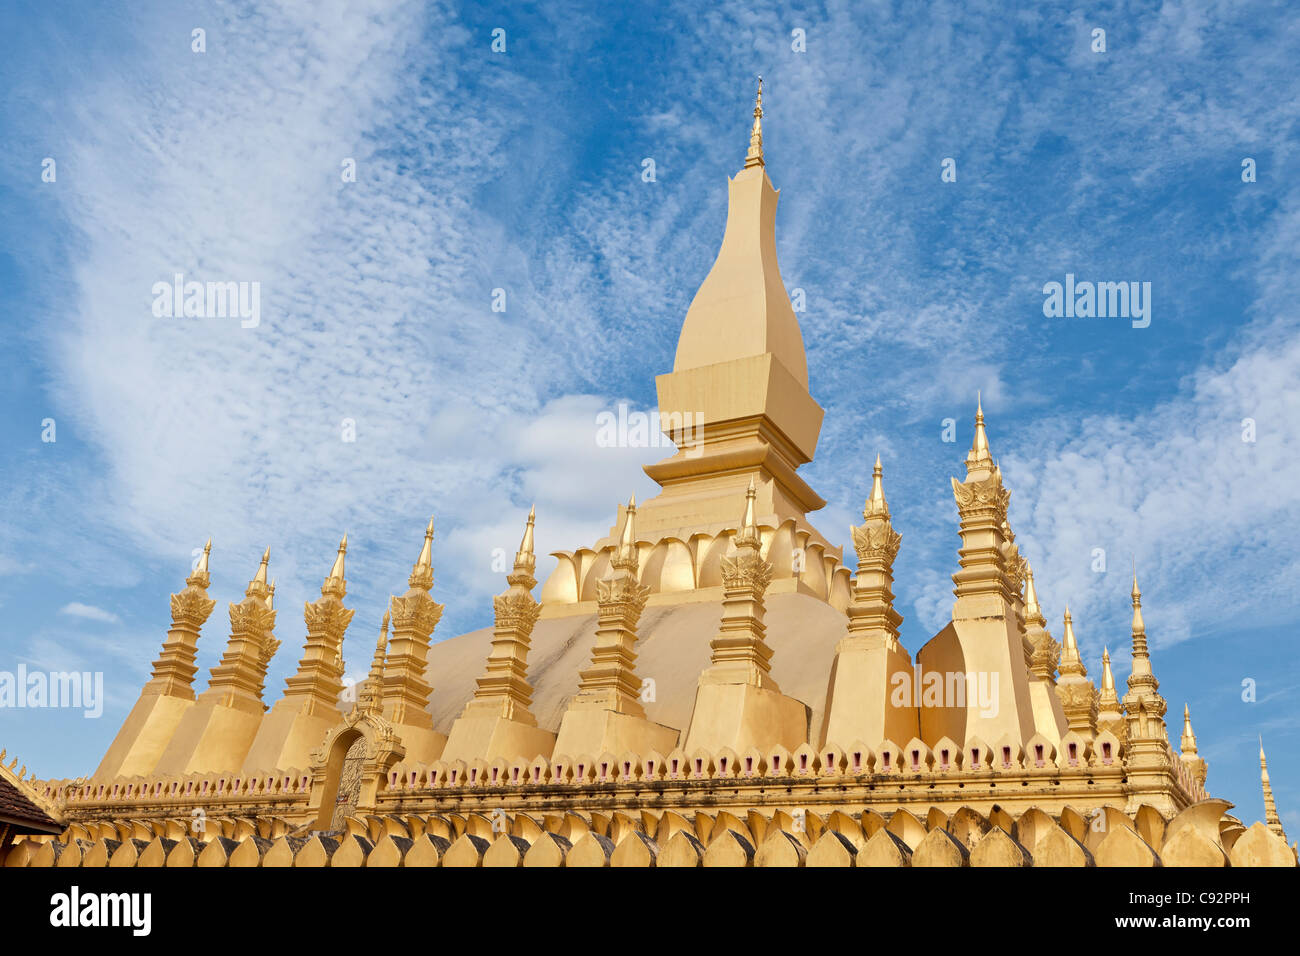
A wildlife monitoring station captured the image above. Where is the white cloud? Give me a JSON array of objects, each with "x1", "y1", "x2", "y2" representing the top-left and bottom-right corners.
[{"x1": 58, "y1": 603, "x2": 120, "y2": 624}]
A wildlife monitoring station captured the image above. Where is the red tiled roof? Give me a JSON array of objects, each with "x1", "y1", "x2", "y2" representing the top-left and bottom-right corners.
[{"x1": 0, "y1": 776, "x2": 60, "y2": 833}]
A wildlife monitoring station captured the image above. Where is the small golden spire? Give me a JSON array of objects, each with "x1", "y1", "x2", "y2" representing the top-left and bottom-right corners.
[
  {"x1": 1101, "y1": 647, "x2": 1115, "y2": 692},
  {"x1": 864, "y1": 453, "x2": 889, "y2": 518},
  {"x1": 736, "y1": 477, "x2": 761, "y2": 548},
  {"x1": 1061, "y1": 606, "x2": 1080, "y2": 663},
  {"x1": 1180, "y1": 703, "x2": 1198, "y2": 754},
  {"x1": 246, "y1": 548, "x2": 271, "y2": 600},
  {"x1": 514, "y1": 504, "x2": 537, "y2": 570},
  {"x1": 1260, "y1": 736, "x2": 1285, "y2": 836},
  {"x1": 613, "y1": 495, "x2": 639, "y2": 569},
  {"x1": 330, "y1": 533, "x2": 347, "y2": 578},
  {"x1": 408, "y1": 517, "x2": 435, "y2": 590},
  {"x1": 322, "y1": 533, "x2": 348, "y2": 597},
  {"x1": 743, "y1": 75, "x2": 765, "y2": 169},
  {"x1": 187, "y1": 538, "x2": 213, "y2": 588},
  {"x1": 359, "y1": 610, "x2": 390, "y2": 715},
  {"x1": 266, "y1": 578, "x2": 276, "y2": 610},
  {"x1": 1130, "y1": 566, "x2": 1147, "y2": 651},
  {"x1": 964, "y1": 392, "x2": 993, "y2": 474},
  {"x1": 1023, "y1": 564, "x2": 1041, "y2": 620}
]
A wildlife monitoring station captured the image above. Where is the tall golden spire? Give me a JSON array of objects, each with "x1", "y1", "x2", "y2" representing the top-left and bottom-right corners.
[
  {"x1": 409, "y1": 516, "x2": 435, "y2": 590},
  {"x1": 864, "y1": 453, "x2": 889, "y2": 518},
  {"x1": 1095, "y1": 646, "x2": 1124, "y2": 741},
  {"x1": 450, "y1": 505, "x2": 547, "y2": 739},
  {"x1": 359, "y1": 611, "x2": 389, "y2": 716},
  {"x1": 744, "y1": 75, "x2": 764, "y2": 169},
  {"x1": 1260, "y1": 737, "x2": 1286, "y2": 838},
  {"x1": 1053, "y1": 604, "x2": 1097, "y2": 737}
]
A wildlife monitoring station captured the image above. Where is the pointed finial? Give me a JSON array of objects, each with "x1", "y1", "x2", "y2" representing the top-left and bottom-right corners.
[
  {"x1": 864, "y1": 454, "x2": 889, "y2": 518},
  {"x1": 744, "y1": 75, "x2": 765, "y2": 169},
  {"x1": 1130, "y1": 565, "x2": 1147, "y2": 641},
  {"x1": 408, "y1": 516, "x2": 435, "y2": 590},
  {"x1": 266, "y1": 578, "x2": 276, "y2": 609},
  {"x1": 1181, "y1": 703, "x2": 1198, "y2": 753},
  {"x1": 322, "y1": 532, "x2": 348, "y2": 597},
  {"x1": 1259, "y1": 735, "x2": 1285, "y2": 834},
  {"x1": 245, "y1": 547, "x2": 271, "y2": 599},
  {"x1": 1024, "y1": 564, "x2": 1041, "y2": 619},
  {"x1": 964, "y1": 393, "x2": 993, "y2": 475},
  {"x1": 736, "y1": 477, "x2": 761, "y2": 548},
  {"x1": 513, "y1": 505, "x2": 537, "y2": 573},
  {"x1": 187, "y1": 537, "x2": 213, "y2": 588},
  {"x1": 1058, "y1": 605, "x2": 1087, "y2": 676},
  {"x1": 358, "y1": 610, "x2": 390, "y2": 715},
  {"x1": 613, "y1": 495, "x2": 639, "y2": 570},
  {"x1": 621, "y1": 495, "x2": 637, "y2": 545},
  {"x1": 1101, "y1": 647, "x2": 1115, "y2": 692}
]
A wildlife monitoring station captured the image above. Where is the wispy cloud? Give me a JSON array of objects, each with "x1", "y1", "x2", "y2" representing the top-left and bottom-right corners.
[{"x1": 57, "y1": 602, "x2": 120, "y2": 624}]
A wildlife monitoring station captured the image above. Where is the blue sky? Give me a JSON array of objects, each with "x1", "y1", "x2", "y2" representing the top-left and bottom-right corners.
[{"x1": 0, "y1": 0, "x2": 1296, "y2": 830}]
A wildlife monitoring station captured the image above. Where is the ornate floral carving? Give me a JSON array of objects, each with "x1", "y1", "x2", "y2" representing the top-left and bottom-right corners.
[
  {"x1": 851, "y1": 522, "x2": 902, "y2": 565},
  {"x1": 170, "y1": 588, "x2": 216, "y2": 627},
  {"x1": 596, "y1": 576, "x2": 650, "y2": 616},
  {"x1": 390, "y1": 593, "x2": 444, "y2": 635},
  {"x1": 228, "y1": 600, "x2": 276, "y2": 639},
  {"x1": 951, "y1": 472, "x2": 1011, "y2": 517},
  {"x1": 721, "y1": 550, "x2": 772, "y2": 593},
  {"x1": 1029, "y1": 632, "x2": 1061, "y2": 677},
  {"x1": 493, "y1": 592, "x2": 541, "y2": 632},
  {"x1": 303, "y1": 600, "x2": 355, "y2": 635},
  {"x1": 1056, "y1": 680, "x2": 1099, "y2": 714}
]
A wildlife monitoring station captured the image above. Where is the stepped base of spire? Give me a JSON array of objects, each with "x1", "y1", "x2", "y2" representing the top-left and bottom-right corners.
[
  {"x1": 240, "y1": 697, "x2": 344, "y2": 775},
  {"x1": 1026, "y1": 677, "x2": 1068, "y2": 747},
  {"x1": 683, "y1": 680, "x2": 808, "y2": 756},
  {"x1": 552, "y1": 708, "x2": 679, "y2": 762},
  {"x1": 387, "y1": 724, "x2": 446, "y2": 765},
  {"x1": 916, "y1": 618, "x2": 1038, "y2": 748},
  {"x1": 93, "y1": 693, "x2": 196, "y2": 781},
  {"x1": 819, "y1": 638, "x2": 917, "y2": 751},
  {"x1": 441, "y1": 713, "x2": 556, "y2": 765},
  {"x1": 152, "y1": 696, "x2": 265, "y2": 776}
]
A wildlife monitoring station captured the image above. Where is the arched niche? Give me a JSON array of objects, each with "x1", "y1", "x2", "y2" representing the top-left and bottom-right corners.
[{"x1": 307, "y1": 713, "x2": 406, "y2": 832}]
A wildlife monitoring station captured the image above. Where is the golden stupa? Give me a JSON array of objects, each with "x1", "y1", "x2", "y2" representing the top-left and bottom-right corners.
[{"x1": 1, "y1": 82, "x2": 1291, "y2": 869}]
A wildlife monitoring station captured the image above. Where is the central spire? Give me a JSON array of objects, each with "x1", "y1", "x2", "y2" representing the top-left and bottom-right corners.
[{"x1": 669, "y1": 78, "x2": 811, "y2": 388}]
